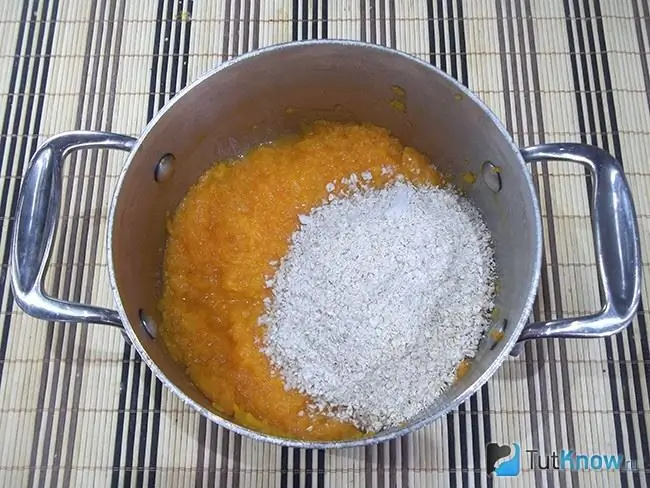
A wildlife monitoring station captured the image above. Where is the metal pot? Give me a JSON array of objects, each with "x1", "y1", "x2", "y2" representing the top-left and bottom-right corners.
[{"x1": 11, "y1": 40, "x2": 641, "y2": 448}]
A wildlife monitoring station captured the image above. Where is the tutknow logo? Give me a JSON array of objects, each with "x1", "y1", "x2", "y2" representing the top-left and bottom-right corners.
[
  {"x1": 487, "y1": 442, "x2": 521, "y2": 477},
  {"x1": 486, "y1": 442, "x2": 637, "y2": 477}
]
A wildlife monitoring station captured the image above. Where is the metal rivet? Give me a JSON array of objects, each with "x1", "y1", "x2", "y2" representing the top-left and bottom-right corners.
[
  {"x1": 139, "y1": 309, "x2": 157, "y2": 339},
  {"x1": 481, "y1": 161, "x2": 502, "y2": 193},
  {"x1": 489, "y1": 319, "x2": 508, "y2": 350},
  {"x1": 154, "y1": 153, "x2": 175, "y2": 182}
]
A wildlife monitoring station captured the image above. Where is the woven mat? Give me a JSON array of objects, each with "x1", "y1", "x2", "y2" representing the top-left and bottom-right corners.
[{"x1": 1, "y1": 0, "x2": 649, "y2": 486}]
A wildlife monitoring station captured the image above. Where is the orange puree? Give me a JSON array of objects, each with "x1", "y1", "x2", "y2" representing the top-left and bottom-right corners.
[{"x1": 159, "y1": 121, "x2": 444, "y2": 440}]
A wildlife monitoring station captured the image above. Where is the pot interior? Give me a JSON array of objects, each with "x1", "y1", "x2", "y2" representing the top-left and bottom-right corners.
[{"x1": 110, "y1": 41, "x2": 540, "y2": 444}]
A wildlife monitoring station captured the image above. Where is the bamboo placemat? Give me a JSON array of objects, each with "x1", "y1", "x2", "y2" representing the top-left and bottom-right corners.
[{"x1": 1, "y1": 0, "x2": 649, "y2": 486}]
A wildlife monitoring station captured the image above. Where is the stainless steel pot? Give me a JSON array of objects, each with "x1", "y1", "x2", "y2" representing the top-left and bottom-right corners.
[{"x1": 10, "y1": 40, "x2": 641, "y2": 448}]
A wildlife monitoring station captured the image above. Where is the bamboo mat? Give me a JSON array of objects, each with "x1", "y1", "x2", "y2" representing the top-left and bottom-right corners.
[{"x1": 0, "y1": 0, "x2": 649, "y2": 487}]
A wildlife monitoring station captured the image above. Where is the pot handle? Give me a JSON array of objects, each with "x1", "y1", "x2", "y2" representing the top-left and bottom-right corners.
[
  {"x1": 10, "y1": 131, "x2": 137, "y2": 327},
  {"x1": 517, "y1": 143, "x2": 641, "y2": 342}
]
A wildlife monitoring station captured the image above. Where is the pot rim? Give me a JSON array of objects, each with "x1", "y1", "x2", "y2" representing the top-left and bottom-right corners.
[{"x1": 106, "y1": 39, "x2": 543, "y2": 448}]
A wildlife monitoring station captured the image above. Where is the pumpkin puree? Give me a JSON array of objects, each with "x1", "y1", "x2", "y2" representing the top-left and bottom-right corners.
[{"x1": 159, "y1": 121, "x2": 444, "y2": 441}]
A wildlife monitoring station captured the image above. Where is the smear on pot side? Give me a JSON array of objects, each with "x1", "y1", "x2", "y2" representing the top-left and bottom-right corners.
[{"x1": 158, "y1": 121, "x2": 495, "y2": 441}]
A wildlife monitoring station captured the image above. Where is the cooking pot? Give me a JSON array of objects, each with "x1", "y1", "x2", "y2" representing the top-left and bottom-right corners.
[{"x1": 10, "y1": 40, "x2": 641, "y2": 448}]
